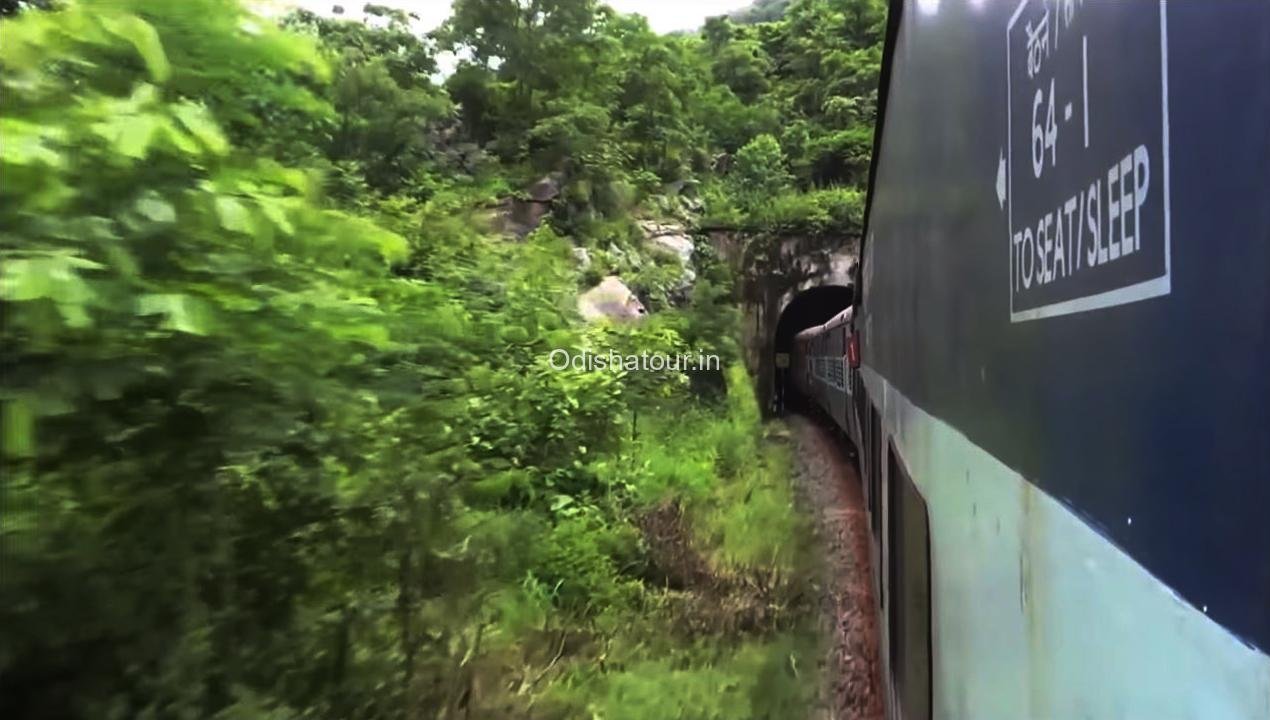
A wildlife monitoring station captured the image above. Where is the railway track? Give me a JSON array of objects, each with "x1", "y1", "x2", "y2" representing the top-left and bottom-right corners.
[{"x1": 786, "y1": 414, "x2": 883, "y2": 720}]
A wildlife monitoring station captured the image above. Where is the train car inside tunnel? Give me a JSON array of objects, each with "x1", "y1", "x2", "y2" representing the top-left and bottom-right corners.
[{"x1": 772, "y1": 284, "x2": 853, "y2": 411}]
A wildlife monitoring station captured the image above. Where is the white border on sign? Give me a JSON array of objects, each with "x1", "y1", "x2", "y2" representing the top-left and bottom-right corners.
[{"x1": 1006, "y1": 0, "x2": 1172, "y2": 323}]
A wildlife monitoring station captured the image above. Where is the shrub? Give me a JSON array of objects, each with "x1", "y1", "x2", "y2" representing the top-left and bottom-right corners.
[
  {"x1": 744, "y1": 186, "x2": 864, "y2": 235},
  {"x1": 532, "y1": 516, "x2": 643, "y2": 614}
]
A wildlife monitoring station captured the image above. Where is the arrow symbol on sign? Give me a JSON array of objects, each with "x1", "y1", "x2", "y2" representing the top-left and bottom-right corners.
[{"x1": 996, "y1": 149, "x2": 1007, "y2": 210}]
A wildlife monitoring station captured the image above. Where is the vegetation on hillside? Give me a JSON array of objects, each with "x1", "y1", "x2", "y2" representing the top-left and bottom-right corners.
[{"x1": 0, "y1": 1, "x2": 885, "y2": 718}]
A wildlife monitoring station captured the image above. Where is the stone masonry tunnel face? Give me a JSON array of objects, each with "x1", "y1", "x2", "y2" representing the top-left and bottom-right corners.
[{"x1": 774, "y1": 284, "x2": 855, "y2": 358}]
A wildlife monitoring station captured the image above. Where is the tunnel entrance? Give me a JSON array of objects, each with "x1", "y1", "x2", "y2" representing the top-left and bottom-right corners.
[{"x1": 772, "y1": 284, "x2": 853, "y2": 410}]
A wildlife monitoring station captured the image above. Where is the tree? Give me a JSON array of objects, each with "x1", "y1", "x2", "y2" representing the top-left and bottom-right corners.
[
  {"x1": 711, "y1": 38, "x2": 772, "y2": 104},
  {"x1": 437, "y1": 0, "x2": 604, "y2": 130},
  {"x1": 733, "y1": 133, "x2": 794, "y2": 200},
  {"x1": 0, "y1": 3, "x2": 472, "y2": 716},
  {"x1": 285, "y1": 9, "x2": 455, "y2": 198}
]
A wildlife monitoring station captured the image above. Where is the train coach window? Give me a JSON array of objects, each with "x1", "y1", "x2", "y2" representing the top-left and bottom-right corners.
[{"x1": 888, "y1": 449, "x2": 932, "y2": 720}]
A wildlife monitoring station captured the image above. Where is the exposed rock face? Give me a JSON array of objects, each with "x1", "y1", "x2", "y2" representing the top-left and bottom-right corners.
[
  {"x1": 578, "y1": 276, "x2": 646, "y2": 322},
  {"x1": 639, "y1": 220, "x2": 697, "y2": 295},
  {"x1": 711, "y1": 152, "x2": 733, "y2": 174},
  {"x1": 640, "y1": 220, "x2": 694, "y2": 265},
  {"x1": 487, "y1": 174, "x2": 562, "y2": 238},
  {"x1": 571, "y1": 247, "x2": 592, "y2": 270}
]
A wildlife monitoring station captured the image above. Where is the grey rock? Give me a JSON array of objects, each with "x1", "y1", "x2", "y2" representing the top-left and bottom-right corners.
[
  {"x1": 486, "y1": 175, "x2": 563, "y2": 239},
  {"x1": 527, "y1": 174, "x2": 562, "y2": 203},
  {"x1": 639, "y1": 220, "x2": 697, "y2": 298},
  {"x1": 578, "y1": 276, "x2": 647, "y2": 322},
  {"x1": 486, "y1": 197, "x2": 551, "y2": 239},
  {"x1": 650, "y1": 233, "x2": 694, "y2": 266},
  {"x1": 639, "y1": 220, "x2": 694, "y2": 263}
]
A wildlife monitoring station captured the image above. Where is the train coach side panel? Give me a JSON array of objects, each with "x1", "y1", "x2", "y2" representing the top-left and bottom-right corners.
[{"x1": 859, "y1": 1, "x2": 1270, "y2": 717}]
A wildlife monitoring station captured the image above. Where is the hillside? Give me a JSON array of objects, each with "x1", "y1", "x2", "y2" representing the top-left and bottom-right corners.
[{"x1": 730, "y1": 0, "x2": 792, "y2": 24}]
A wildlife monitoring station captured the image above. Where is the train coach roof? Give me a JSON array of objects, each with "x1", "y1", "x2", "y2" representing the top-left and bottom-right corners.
[
  {"x1": 792, "y1": 307, "x2": 854, "y2": 341},
  {"x1": 823, "y1": 307, "x2": 854, "y2": 329},
  {"x1": 794, "y1": 326, "x2": 820, "y2": 342}
]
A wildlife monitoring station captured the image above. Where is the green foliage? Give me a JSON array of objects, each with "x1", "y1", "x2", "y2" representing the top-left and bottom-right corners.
[
  {"x1": 284, "y1": 8, "x2": 457, "y2": 198},
  {"x1": 733, "y1": 133, "x2": 795, "y2": 200},
  {"x1": 625, "y1": 424, "x2": 719, "y2": 505},
  {"x1": 700, "y1": 438, "x2": 807, "y2": 573},
  {"x1": 703, "y1": 178, "x2": 863, "y2": 237},
  {"x1": 533, "y1": 515, "x2": 643, "y2": 614},
  {"x1": 712, "y1": 37, "x2": 772, "y2": 104},
  {"x1": 745, "y1": 185, "x2": 866, "y2": 235},
  {"x1": 580, "y1": 635, "x2": 819, "y2": 720},
  {"x1": 591, "y1": 661, "x2": 750, "y2": 720},
  {"x1": 0, "y1": 4, "x2": 479, "y2": 717}
]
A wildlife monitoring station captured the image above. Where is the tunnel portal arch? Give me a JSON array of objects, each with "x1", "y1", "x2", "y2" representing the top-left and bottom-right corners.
[
  {"x1": 773, "y1": 284, "x2": 855, "y2": 358},
  {"x1": 771, "y1": 284, "x2": 854, "y2": 411}
]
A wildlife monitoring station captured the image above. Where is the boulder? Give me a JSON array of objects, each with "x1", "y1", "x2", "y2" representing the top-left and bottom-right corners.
[
  {"x1": 486, "y1": 175, "x2": 563, "y2": 239},
  {"x1": 640, "y1": 221, "x2": 694, "y2": 260},
  {"x1": 578, "y1": 276, "x2": 646, "y2": 322},
  {"x1": 486, "y1": 196, "x2": 551, "y2": 239},
  {"x1": 572, "y1": 247, "x2": 592, "y2": 270},
  {"x1": 650, "y1": 234, "x2": 694, "y2": 267},
  {"x1": 527, "y1": 174, "x2": 562, "y2": 202}
]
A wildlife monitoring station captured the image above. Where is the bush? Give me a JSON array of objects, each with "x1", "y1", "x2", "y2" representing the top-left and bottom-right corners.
[
  {"x1": 532, "y1": 516, "x2": 644, "y2": 614},
  {"x1": 744, "y1": 186, "x2": 864, "y2": 235}
]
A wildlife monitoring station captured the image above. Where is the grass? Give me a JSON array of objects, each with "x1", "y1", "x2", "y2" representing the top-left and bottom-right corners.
[{"x1": 569, "y1": 367, "x2": 820, "y2": 715}]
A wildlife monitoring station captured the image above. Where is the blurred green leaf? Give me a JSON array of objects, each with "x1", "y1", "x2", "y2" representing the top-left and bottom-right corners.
[
  {"x1": 100, "y1": 14, "x2": 171, "y2": 83},
  {"x1": 2, "y1": 398, "x2": 35, "y2": 458}
]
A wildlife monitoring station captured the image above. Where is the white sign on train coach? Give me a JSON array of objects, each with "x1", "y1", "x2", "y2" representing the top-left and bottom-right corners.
[{"x1": 1005, "y1": 0, "x2": 1172, "y2": 323}]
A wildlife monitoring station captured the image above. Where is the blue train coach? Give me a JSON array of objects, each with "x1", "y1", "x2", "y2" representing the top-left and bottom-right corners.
[{"x1": 791, "y1": 1, "x2": 1270, "y2": 718}]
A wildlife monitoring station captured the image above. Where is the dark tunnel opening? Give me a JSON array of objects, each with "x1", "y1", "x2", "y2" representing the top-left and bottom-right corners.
[{"x1": 772, "y1": 284, "x2": 854, "y2": 410}]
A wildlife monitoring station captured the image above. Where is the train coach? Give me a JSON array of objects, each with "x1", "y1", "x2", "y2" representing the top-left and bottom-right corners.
[
  {"x1": 790, "y1": 1, "x2": 1270, "y2": 718},
  {"x1": 791, "y1": 307, "x2": 857, "y2": 440}
]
